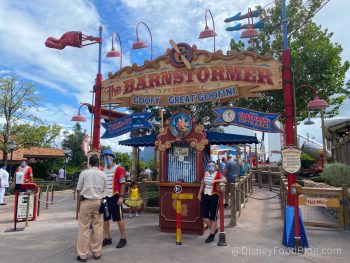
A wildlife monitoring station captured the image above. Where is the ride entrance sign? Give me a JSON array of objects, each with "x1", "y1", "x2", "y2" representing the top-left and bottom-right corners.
[
  {"x1": 281, "y1": 146, "x2": 302, "y2": 173},
  {"x1": 101, "y1": 41, "x2": 282, "y2": 107},
  {"x1": 16, "y1": 192, "x2": 34, "y2": 221}
]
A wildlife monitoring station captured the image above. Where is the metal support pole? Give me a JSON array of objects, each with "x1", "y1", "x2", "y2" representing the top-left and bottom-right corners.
[
  {"x1": 342, "y1": 185, "x2": 349, "y2": 230},
  {"x1": 92, "y1": 26, "x2": 103, "y2": 151},
  {"x1": 320, "y1": 109, "x2": 327, "y2": 164},
  {"x1": 294, "y1": 188, "x2": 301, "y2": 250},
  {"x1": 258, "y1": 169, "x2": 262, "y2": 188},
  {"x1": 175, "y1": 196, "x2": 182, "y2": 245},
  {"x1": 218, "y1": 185, "x2": 227, "y2": 246},
  {"x1": 37, "y1": 188, "x2": 41, "y2": 217},
  {"x1": 9, "y1": 150, "x2": 14, "y2": 183},
  {"x1": 51, "y1": 184, "x2": 54, "y2": 204},
  {"x1": 14, "y1": 191, "x2": 18, "y2": 231},
  {"x1": 25, "y1": 192, "x2": 30, "y2": 227},
  {"x1": 229, "y1": 183, "x2": 237, "y2": 227},
  {"x1": 46, "y1": 187, "x2": 49, "y2": 210},
  {"x1": 64, "y1": 154, "x2": 67, "y2": 181}
]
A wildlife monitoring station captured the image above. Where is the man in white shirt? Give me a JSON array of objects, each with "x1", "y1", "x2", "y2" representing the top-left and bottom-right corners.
[
  {"x1": 144, "y1": 167, "x2": 152, "y2": 180},
  {"x1": 76, "y1": 154, "x2": 107, "y2": 262},
  {"x1": 58, "y1": 168, "x2": 65, "y2": 180},
  {"x1": 0, "y1": 165, "x2": 9, "y2": 205}
]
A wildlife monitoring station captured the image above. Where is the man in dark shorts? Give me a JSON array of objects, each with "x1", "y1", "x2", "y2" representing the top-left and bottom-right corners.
[{"x1": 101, "y1": 150, "x2": 127, "y2": 249}]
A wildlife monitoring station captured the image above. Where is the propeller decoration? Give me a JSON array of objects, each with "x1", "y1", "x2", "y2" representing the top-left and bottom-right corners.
[{"x1": 169, "y1": 40, "x2": 192, "y2": 70}]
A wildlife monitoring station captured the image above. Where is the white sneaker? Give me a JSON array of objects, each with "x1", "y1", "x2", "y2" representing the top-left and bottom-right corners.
[{"x1": 135, "y1": 212, "x2": 139, "y2": 217}]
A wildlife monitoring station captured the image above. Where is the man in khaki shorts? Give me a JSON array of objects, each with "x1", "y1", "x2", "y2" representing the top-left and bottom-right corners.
[{"x1": 76, "y1": 154, "x2": 106, "y2": 262}]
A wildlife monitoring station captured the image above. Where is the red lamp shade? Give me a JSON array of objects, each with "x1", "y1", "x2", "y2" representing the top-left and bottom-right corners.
[
  {"x1": 106, "y1": 48, "x2": 121, "y2": 58},
  {"x1": 199, "y1": 26, "x2": 217, "y2": 39},
  {"x1": 240, "y1": 29, "x2": 260, "y2": 39},
  {"x1": 71, "y1": 113, "x2": 86, "y2": 122},
  {"x1": 306, "y1": 96, "x2": 328, "y2": 110},
  {"x1": 131, "y1": 40, "x2": 148, "y2": 49}
]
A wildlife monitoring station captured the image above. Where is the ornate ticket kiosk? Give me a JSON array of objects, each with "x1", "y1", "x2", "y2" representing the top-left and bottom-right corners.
[{"x1": 156, "y1": 111, "x2": 208, "y2": 235}]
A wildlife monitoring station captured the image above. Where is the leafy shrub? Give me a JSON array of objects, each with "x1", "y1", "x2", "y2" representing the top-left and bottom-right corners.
[
  {"x1": 322, "y1": 162, "x2": 350, "y2": 187},
  {"x1": 300, "y1": 153, "x2": 317, "y2": 169},
  {"x1": 311, "y1": 175, "x2": 326, "y2": 183}
]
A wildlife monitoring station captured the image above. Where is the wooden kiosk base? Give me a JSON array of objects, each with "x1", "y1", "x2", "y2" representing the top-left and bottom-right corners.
[{"x1": 159, "y1": 183, "x2": 203, "y2": 235}]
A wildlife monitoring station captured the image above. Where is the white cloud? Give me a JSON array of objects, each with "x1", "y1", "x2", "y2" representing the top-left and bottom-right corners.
[
  {"x1": 0, "y1": 0, "x2": 130, "y2": 104},
  {"x1": 117, "y1": 0, "x2": 270, "y2": 54}
]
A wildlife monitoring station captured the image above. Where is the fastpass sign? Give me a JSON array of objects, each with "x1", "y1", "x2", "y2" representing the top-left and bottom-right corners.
[{"x1": 101, "y1": 43, "x2": 282, "y2": 107}]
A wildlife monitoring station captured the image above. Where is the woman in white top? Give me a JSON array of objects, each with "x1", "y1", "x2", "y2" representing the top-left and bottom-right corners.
[{"x1": 198, "y1": 161, "x2": 227, "y2": 243}]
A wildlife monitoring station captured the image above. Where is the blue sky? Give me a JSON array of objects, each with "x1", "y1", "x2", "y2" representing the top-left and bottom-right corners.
[{"x1": 0, "y1": 0, "x2": 349, "y2": 152}]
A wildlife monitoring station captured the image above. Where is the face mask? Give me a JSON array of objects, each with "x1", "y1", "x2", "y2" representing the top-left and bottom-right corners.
[
  {"x1": 104, "y1": 156, "x2": 113, "y2": 166},
  {"x1": 21, "y1": 161, "x2": 26, "y2": 167},
  {"x1": 208, "y1": 165, "x2": 215, "y2": 172}
]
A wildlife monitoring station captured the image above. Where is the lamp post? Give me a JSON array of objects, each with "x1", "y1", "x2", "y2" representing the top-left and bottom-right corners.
[
  {"x1": 45, "y1": 26, "x2": 103, "y2": 151},
  {"x1": 281, "y1": 0, "x2": 309, "y2": 250},
  {"x1": 9, "y1": 140, "x2": 17, "y2": 183},
  {"x1": 71, "y1": 103, "x2": 88, "y2": 122},
  {"x1": 132, "y1": 22, "x2": 153, "y2": 60},
  {"x1": 63, "y1": 149, "x2": 69, "y2": 181},
  {"x1": 293, "y1": 84, "x2": 317, "y2": 145},
  {"x1": 106, "y1": 32, "x2": 123, "y2": 68},
  {"x1": 302, "y1": 85, "x2": 329, "y2": 163},
  {"x1": 199, "y1": 9, "x2": 217, "y2": 52}
]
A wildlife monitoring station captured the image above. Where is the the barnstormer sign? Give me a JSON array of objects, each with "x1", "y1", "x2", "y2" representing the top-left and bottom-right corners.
[{"x1": 101, "y1": 42, "x2": 282, "y2": 107}]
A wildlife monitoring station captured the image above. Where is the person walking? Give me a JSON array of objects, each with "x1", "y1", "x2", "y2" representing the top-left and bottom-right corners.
[
  {"x1": 197, "y1": 161, "x2": 227, "y2": 243},
  {"x1": 58, "y1": 167, "x2": 65, "y2": 180},
  {"x1": 15, "y1": 159, "x2": 33, "y2": 183},
  {"x1": 223, "y1": 155, "x2": 238, "y2": 208},
  {"x1": 101, "y1": 150, "x2": 127, "y2": 249},
  {"x1": 0, "y1": 165, "x2": 9, "y2": 205},
  {"x1": 219, "y1": 157, "x2": 226, "y2": 174},
  {"x1": 76, "y1": 154, "x2": 106, "y2": 262}
]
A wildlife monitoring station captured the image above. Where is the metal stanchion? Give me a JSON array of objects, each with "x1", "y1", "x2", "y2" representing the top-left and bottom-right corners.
[
  {"x1": 46, "y1": 186, "x2": 49, "y2": 210},
  {"x1": 218, "y1": 183, "x2": 227, "y2": 246},
  {"x1": 290, "y1": 183, "x2": 302, "y2": 252},
  {"x1": 175, "y1": 195, "x2": 182, "y2": 245},
  {"x1": 229, "y1": 183, "x2": 237, "y2": 227},
  {"x1": 51, "y1": 184, "x2": 54, "y2": 204},
  {"x1": 25, "y1": 192, "x2": 31, "y2": 227}
]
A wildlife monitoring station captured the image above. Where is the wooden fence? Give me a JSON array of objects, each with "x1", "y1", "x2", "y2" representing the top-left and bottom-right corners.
[{"x1": 280, "y1": 175, "x2": 350, "y2": 229}]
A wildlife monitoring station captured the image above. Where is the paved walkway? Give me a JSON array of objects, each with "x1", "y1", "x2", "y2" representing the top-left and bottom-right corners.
[{"x1": 0, "y1": 188, "x2": 349, "y2": 263}]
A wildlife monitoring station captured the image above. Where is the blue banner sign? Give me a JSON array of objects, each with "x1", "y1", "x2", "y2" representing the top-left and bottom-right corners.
[
  {"x1": 212, "y1": 107, "x2": 280, "y2": 133},
  {"x1": 101, "y1": 112, "x2": 153, "y2": 139}
]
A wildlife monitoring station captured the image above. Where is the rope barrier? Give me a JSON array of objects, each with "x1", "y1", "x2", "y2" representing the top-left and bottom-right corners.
[
  {"x1": 35, "y1": 193, "x2": 75, "y2": 204},
  {"x1": 34, "y1": 183, "x2": 77, "y2": 204},
  {"x1": 236, "y1": 187, "x2": 280, "y2": 200}
]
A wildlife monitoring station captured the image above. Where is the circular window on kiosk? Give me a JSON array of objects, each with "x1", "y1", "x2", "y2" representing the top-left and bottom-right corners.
[{"x1": 170, "y1": 112, "x2": 192, "y2": 138}]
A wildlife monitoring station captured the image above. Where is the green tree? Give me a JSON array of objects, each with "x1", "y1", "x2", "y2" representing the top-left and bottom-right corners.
[
  {"x1": 229, "y1": 0, "x2": 349, "y2": 123},
  {"x1": 12, "y1": 123, "x2": 61, "y2": 148},
  {"x1": 62, "y1": 123, "x2": 86, "y2": 167},
  {"x1": 114, "y1": 151, "x2": 132, "y2": 169},
  {"x1": 0, "y1": 75, "x2": 39, "y2": 163}
]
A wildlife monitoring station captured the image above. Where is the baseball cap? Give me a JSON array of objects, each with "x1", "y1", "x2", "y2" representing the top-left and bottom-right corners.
[{"x1": 101, "y1": 149, "x2": 115, "y2": 158}]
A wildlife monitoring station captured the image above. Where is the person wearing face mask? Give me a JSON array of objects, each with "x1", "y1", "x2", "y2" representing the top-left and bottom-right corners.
[
  {"x1": 198, "y1": 161, "x2": 227, "y2": 243},
  {"x1": 100, "y1": 150, "x2": 127, "y2": 249},
  {"x1": 15, "y1": 159, "x2": 33, "y2": 184}
]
